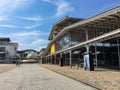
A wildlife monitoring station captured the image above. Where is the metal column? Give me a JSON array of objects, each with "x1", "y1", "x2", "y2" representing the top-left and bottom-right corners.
[
  {"x1": 59, "y1": 53, "x2": 62, "y2": 66},
  {"x1": 95, "y1": 42, "x2": 98, "y2": 67},
  {"x1": 69, "y1": 50, "x2": 72, "y2": 68},
  {"x1": 117, "y1": 38, "x2": 120, "y2": 69},
  {"x1": 102, "y1": 43, "x2": 105, "y2": 66},
  {"x1": 65, "y1": 52, "x2": 67, "y2": 65},
  {"x1": 86, "y1": 44, "x2": 90, "y2": 54},
  {"x1": 48, "y1": 57, "x2": 49, "y2": 64},
  {"x1": 55, "y1": 55, "x2": 56, "y2": 64},
  {"x1": 51, "y1": 56, "x2": 52, "y2": 64}
]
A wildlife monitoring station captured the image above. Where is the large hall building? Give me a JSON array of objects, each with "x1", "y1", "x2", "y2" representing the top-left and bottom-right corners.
[{"x1": 43, "y1": 6, "x2": 120, "y2": 70}]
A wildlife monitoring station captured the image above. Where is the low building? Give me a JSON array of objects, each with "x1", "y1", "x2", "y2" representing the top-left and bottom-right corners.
[
  {"x1": 39, "y1": 48, "x2": 46, "y2": 63},
  {"x1": 17, "y1": 49, "x2": 39, "y2": 63},
  {"x1": 0, "y1": 37, "x2": 18, "y2": 63}
]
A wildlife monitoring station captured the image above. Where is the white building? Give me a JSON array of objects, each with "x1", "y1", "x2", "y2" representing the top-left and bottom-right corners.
[
  {"x1": 0, "y1": 37, "x2": 18, "y2": 63},
  {"x1": 17, "y1": 49, "x2": 39, "y2": 63}
]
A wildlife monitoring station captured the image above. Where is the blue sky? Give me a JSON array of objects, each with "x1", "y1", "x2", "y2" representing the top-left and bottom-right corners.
[{"x1": 0, "y1": 0, "x2": 120, "y2": 51}]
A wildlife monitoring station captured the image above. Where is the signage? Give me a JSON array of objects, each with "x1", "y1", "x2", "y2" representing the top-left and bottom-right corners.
[
  {"x1": 62, "y1": 34, "x2": 70, "y2": 45},
  {"x1": 51, "y1": 44, "x2": 55, "y2": 54}
]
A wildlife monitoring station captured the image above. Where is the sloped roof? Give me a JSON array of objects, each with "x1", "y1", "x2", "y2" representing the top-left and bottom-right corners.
[{"x1": 48, "y1": 16, "x2": 84, "y2": 40}]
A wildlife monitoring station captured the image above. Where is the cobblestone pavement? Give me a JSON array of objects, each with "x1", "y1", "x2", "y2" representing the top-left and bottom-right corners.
[
  {"x1": 0, "y1": 64, "x2": 16, "y2": 74},
  {"x1": 0, "y1": 64, "x2": 97, "y2": 90},
  {"x1": 40, "y1": 64, "x2": 120, "y2": 90}
]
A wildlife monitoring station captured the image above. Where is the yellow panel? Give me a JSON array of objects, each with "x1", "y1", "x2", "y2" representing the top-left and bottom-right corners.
[{"x1": 51, "y1": 44, "x2": 55, "y2": 54}]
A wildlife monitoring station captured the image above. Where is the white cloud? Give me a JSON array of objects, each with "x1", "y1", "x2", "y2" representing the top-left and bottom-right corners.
[
  {"x1": 42, "y1": 0, "x2": 74, "y2": 17},
  {"x1": 0, "y1": 24, "x2": 17, "y2": 28},
  {"x1": 11, "y1": 30, "x2": 40, "y2": 37},
  {"x1": 0, "y1": 0, "x2": 48, "y2": 51},
  {"x1": 0, "y1": 15, "x2": 8, "y2": 21},
  {"x1": 24, "y1": 24, "x2": 42, "y2": 29},
  {"x1": 19, "y1": 42, "x2": 48, "y2": 51},
  {"x1": 31, "y1": 39, "x2": 48, "y2": 51},
  {"x1": 19, "y1": 16, "x2": 43, "y2": 21},
  {"x1": 32, "y1": 39, "x2": 44, "y2": 44},
  {"x1": 0, "y1": 30, "x2": 49, "y2": 51},
  {"x1": 0, "y1": 0, "x2": 35, "y2": 21},
  {"x1": 13, "y1": 30, "x2": 49, "y2": 50},
  {"x1": 32, "y1": 38, "x2": 48, "y2": 45},
  {"x1": 55, "y1": 1, "x2": 74, "y2": 17},
  {"x1": 0, "y1": 23, "x2": 41, "y2": 29},
  {"x1": 16, "y1": 38, "x2": 48, "y2": 51},
  {"x1": 11, "y1": 30, "x2": 49, "y2": 37}
]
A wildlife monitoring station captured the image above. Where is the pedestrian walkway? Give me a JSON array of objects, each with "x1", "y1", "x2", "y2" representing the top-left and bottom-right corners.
[
  {"x1": 40, "y1": 64, "x2": 120, "y2": 90},
  {"x1": 0, "y1": 64, "x2": 97, "y2": 90},
  {"x1": 0, "y1": 64, "x2": 16, "y2": 74}
]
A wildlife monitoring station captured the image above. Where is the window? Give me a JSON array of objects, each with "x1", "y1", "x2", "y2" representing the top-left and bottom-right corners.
[{"x1": 0, "y1": 47, "x2": 5, "y2": 52}]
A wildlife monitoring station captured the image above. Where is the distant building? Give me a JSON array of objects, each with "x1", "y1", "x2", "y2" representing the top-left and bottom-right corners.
[
  {"x1": 0, "y1": 37, "x2": 18, "y2": 63},
  {"x1": 17, "y1": 49, "x2": 39, "y2": 63},
  {"x1": 39, "y1": 48, "x2": 46, "y2": 63}
]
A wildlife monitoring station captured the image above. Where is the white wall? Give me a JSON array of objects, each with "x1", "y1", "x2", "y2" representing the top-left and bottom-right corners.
[{"x1": 6, "y1": 44, "x2": 17, "y2": 58}]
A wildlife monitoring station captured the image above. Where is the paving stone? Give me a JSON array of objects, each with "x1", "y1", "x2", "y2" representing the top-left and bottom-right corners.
[{"x1": 0, "y1": 64, "x2": 97, "y2": 90}]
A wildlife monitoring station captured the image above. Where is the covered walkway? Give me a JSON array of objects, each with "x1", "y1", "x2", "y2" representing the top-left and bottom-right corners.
[{"x1": 45, "y1": 6, "x2": 120, "y2": 69}]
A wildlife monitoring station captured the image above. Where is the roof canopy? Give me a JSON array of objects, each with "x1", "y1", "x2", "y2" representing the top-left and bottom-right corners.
[{"x1": 45, "y1": 6, "x2": 120, "y2": 56}]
